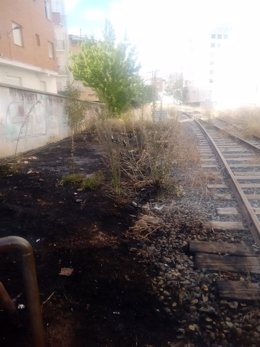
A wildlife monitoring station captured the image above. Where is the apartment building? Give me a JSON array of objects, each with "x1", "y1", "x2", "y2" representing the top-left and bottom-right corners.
[
  {"x1": 0, "y1": 0, "x2": 58, "y2": 93},
  {"x1": 182, "y1": 22, "x2": 260, "y2": 108},
  {"x1": 51, "y1": 0, "x2": 70, "y2": 92},
  {"x1": 207, "y1": 27, "x2": 232, "y2": 107},
  {"x1": 181, "y1": 31, "x2": 212, "y2": 106}
]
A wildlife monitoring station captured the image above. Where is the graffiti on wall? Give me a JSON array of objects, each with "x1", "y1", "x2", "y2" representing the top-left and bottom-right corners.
[
  {"x1": 6, "y1": 100, "x2": 46, "y2": 140},
  {"x1": 0, "y1": 84, "x2": 101, "y2": 158},
  {"x1": 5, "y1": 89, "x2": 67, "y2": 142}
]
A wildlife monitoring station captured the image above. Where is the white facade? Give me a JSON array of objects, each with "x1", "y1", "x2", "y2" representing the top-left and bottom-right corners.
[
  {"x1": 182, "y1": 30, "x2": 212, "y2": 105},
  {"x1": 182, "y1": 23, "x2": 260, "y2": 108},
  {"x1": 207, "y1": 26, "x2": 232, "y2": 107},
  {"x1": 0, "y1": 57, "x2": 58, "y2": 93}
]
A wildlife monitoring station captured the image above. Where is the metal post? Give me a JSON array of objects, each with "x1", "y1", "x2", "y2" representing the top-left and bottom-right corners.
[
  {"x1": 0, "y1": 236, "x2": 45, "y2": 347},
  {"x1": 0, "y1": 281, "x2": 18, "y2": 324}
]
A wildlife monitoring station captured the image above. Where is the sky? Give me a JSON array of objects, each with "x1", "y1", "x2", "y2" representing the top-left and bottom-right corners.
[{"x1": 63, "y1": 0, "x2": 260, "y2": 75}]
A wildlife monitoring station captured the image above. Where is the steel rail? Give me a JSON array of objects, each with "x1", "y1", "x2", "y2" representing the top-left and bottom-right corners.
[
  {"x1": 192, "y1": 117, "x2": 260, "y2": 246},
  {"x1": 200, "y1": 119, "x2": 260, "y2": 152}
]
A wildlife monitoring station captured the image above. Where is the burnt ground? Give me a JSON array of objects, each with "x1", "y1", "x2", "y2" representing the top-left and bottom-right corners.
[
  {"x1": 0, "y1": 131, "x2": 259, "y2": 347},
  {"x1": 0, "y1": 133, "x2": 175, "y2": 347}
]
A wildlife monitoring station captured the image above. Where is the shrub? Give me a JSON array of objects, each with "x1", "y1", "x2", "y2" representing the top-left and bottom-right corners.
[{"x1": 96, "y1": 110, "x2": 185, "y2": 194}]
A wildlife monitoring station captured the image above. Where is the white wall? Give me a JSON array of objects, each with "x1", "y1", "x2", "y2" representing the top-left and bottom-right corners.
[{"x1": 0, "y1": 84, "x2": 69, "y2": 158}]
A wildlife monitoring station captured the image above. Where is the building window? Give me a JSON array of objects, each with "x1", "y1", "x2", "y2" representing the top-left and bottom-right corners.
[
  {"x1": 210, "y1": 70, "x2": 214, "y2": 74},
  {"x1": 44, "y1": 0, "x2": 51, "y2": 20},
  {"x1": 217, "y1": 34, "x2": 222, "y2": 39},
  {"x1": 35, "y1": 34, "x2": 40, "y2": 46},
  {"x1": 209, "y1": 79, "x2": 213, "y2": 83},
  {"x1": 224, "y1": 34, "x2": 228, "y2": 39},
  {"x1": 48, "y1": 41, "x2": 55, "y2": 59},
  {"x1": 12, "y1": 22, "x2": 23, "y2": 46},
  {"x1": 211, "y1": 43, "x2": 215, "y2": 48},
  {"x1": 211, "y1": 34, "x2": 216, "y2": 39}
]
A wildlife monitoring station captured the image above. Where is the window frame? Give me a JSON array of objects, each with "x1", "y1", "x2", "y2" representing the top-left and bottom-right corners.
[
  {"x1": 12, "y1": 22, "x2": 23, "y2": 47},
  {"x1": 44, "y1": 0, "x2": 52, "y2": 20},
  {"x1": 48, "y1": 41, "x2": 55, "y2": 59},
  {"x1": 35, "y1": 33, "x2": 41, "y2": 46}
]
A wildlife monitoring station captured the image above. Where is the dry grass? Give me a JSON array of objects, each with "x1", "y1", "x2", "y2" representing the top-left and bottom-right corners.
[
  {"x1": 128, "y1": 213, "x2": 163, "y2": 239},
  {"x1": 216, "y1": 107, "x2": 260, "y2": 138},
  {"x1": 96, "y1": 117, "x2": 180, "y2": 194},
  {"x1": 95, "y1": 107, "x2": 201, "y2": 196}
]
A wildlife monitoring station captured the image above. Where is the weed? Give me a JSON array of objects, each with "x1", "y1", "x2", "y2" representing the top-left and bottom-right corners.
[
  {"x1": 96, "y1": 108, "x2": 189, "y2": 195},
  {"x1": 80, "y1": 172, "x2": 104, "y2": 190},
  {"x1": 96, "y1": 120, "x2": 122, "y2": 193},
  {"x1": 61, "y1": 173, "x2": 85, "y2": 184},
  {"x1": 61, "y1": 171, "x2": 104, "y2": 190}
]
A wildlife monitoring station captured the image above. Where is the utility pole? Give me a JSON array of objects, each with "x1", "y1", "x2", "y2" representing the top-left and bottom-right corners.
[{"x1": 151, "y1": 70, "x2": 158, "y2": 120}]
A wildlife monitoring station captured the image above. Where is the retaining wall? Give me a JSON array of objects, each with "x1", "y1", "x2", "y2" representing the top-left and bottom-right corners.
[{"x1": 0, "y1": 84, "x2": 70, "y2": 158}]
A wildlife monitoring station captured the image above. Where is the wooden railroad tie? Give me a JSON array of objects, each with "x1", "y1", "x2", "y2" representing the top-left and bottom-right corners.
[
  {"x1": 189, "y1": 240, "x2": 260, "y2": 301},
  {"x1": 217, "y1": 280, "x2": 260, "y2": 301}
]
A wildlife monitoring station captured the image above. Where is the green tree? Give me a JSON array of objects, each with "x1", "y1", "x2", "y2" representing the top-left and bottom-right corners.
[
  {"x1": 70, "y1": 23, "x2": 143, "y2": 117},
  {"x1": 62, "y1": 84, "x2": 86, "y2": 171},
  {"x1": 165, "y1": 73, "x2": 188, "y2": 103},
  {"x1": 131, "y1": 83, "x2": 157, "y2": 108}
]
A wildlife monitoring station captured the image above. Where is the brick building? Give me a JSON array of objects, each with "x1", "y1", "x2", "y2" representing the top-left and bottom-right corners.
[
  {"x1": 0, "y1": 0, "x2": 58, "y2": 93},
  {"x1": 68, "y1": 34, "x2": 98, "y2": 102}
]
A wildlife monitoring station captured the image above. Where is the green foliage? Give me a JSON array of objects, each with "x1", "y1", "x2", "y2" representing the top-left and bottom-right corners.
[
  {"x1": 62, "y1": 85, "x2": 86, "y2": 131},
  {"x1": 133, "y1": 84, "x2": 157, "y2": 107},
  {"x1": 61, "y1": 173, "x2": 85, "y2": 184},
  {"x1": 165, "y1": 73, "x2": 188, "y2": 104},
  {"x1": 70, "y1": 23, "x2": 144, "y2": 117},
  {"x1": 61, "y1": 171, "x2": 104, "y2": 190},
  {"x1": 81, "y1": 171, "x2": 104, "y2": 190},
  {"x1": 61, "y1": 84, "x2": 87, "y2": 172}
]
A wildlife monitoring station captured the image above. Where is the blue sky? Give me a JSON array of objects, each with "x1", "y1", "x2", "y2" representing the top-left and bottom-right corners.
[
  {"x1": 64, "y1": 0, "x2": 260, "y2": 75},
  {"x1": 64, "y1": 0, "x2": 115, "y2": 37}
]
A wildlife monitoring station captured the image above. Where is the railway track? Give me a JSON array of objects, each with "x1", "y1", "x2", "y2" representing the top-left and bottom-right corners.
[
  {"x1": 205, "y1": 116, "x2": 260, "y2": 150},
  {"x1": 181, "y1": 112, "x2": 260, "y2": 301}
]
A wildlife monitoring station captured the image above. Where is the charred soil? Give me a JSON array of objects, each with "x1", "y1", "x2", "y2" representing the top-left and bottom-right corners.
[
  {"x1": 0, "y1": 131, "x2": 259, "y2": 347},
  {"x1": 0, "y1": 133, "x2": 175, "y2": 347}
]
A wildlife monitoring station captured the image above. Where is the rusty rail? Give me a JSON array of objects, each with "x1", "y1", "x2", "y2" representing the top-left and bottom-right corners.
[
  {"x1": 193, "y1": 118, "x2": 260, "y2": 246},
  {"x1": 0, "y1": 236, "x2": 45, "y2": 347}
]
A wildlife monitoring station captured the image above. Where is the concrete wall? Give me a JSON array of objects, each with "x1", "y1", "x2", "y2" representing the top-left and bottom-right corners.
[{"x1": 0, "y1": 84, "x2": 69, "y2": 158}]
